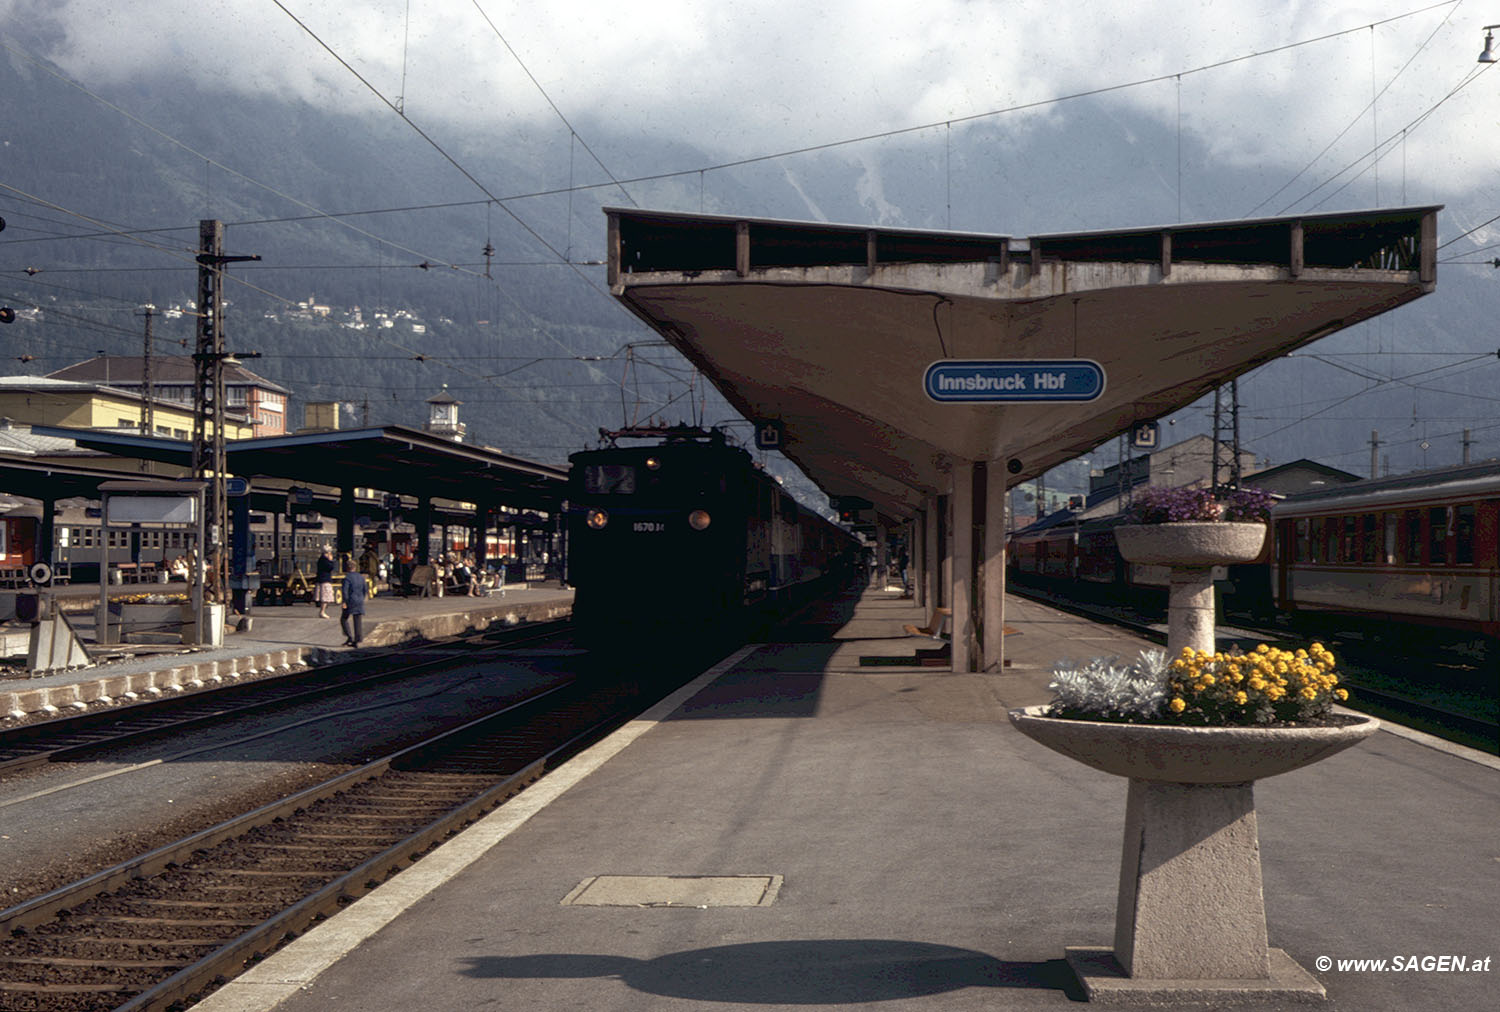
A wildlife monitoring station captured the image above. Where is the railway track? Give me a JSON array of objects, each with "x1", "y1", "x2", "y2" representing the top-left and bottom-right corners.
[
  {"x1": 1008, "y1": 583, "x2": 1499, "y2": 753},
  {"x1": 0, "y1": 620, "x2": 572, "y2": 777},
  {"x1": 0, "y1": 662, "x2": 654, "y2": 1012}
]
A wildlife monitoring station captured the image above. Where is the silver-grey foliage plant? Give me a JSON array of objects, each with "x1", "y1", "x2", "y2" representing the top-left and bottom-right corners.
[{"x1": 1047, "y1": 648, "x2": 1169, "y2": 720}]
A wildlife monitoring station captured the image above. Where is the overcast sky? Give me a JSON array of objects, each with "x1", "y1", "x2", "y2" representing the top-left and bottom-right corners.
[{"x1": 4, "y1": 0, "x2": 1495, "y2": 216}]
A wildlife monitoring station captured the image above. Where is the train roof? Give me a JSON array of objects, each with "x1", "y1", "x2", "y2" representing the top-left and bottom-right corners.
[{"x1": 1272, "y1": 459, "x2": 1500, "y2": 516}]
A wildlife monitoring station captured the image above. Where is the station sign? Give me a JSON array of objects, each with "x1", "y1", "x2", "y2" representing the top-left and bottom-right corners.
[{"x1": 923, "y1": 359, "x2": 1105, "y2": 403}]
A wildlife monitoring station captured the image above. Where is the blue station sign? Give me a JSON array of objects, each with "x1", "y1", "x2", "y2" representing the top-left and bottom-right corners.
[{"x1": 923, "y1": 359, "x2": 1106, "y2": 403}]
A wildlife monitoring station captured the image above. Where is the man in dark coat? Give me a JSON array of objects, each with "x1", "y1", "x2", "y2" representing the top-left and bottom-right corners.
[{"x1": 340, "y1": 559, "x2": 369, "y2": 647}]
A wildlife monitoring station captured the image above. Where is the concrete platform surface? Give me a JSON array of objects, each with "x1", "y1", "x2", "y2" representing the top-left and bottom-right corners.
[{"x1": 192, "y1": 587, "x2": 1498, "y2": 1012}]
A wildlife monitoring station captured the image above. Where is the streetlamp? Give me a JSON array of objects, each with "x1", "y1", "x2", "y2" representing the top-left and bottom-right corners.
[{"x1": 1480, "y1": 25, "x2": 1499, "y2": 63}]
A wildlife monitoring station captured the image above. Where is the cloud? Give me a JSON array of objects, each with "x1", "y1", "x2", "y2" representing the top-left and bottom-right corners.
[{"x1": 2, "y1": 0, "x2": 1490, "y2": 202}]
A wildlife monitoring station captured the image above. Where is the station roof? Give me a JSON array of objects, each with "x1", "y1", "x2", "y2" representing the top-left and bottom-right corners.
[
  {"x1": 29, "y1": 424, "x2": 567, "y2": 512},
  {"x1": 606, "y1": 205, "x2": 1439, "y2": 521},
  {"x1": 0, "y1": 458, "x2": 162, "y2": 504}
]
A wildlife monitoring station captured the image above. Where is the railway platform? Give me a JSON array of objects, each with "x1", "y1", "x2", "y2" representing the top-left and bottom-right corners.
[
  {"x1": 0, "y1": 582, "x2": 573, "y2": 721},
  {"x1": 191, "y1": 585, "x2": 1497, "y2": 1012}
]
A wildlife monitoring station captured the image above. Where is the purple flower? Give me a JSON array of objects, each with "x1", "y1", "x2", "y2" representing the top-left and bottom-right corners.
[{"x1": 1124, "y1": 485, "x2": 1272, "y2": 525}]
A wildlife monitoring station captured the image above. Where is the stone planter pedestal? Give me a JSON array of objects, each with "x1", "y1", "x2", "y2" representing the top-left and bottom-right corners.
[
  {"x1": 1009, "y1": 707, "x2": 1380, "y2": 1003},
  {"x1": 1115, "y1": 522, "x2": 1267, "y2": 656}
]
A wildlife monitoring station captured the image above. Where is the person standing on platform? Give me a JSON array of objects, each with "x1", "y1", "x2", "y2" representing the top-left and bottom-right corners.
[
  {"x1": 359, "y1": 540, "x2": 381, "y2": 593},
  {"x1": 314, "y1": 545, "x2": 336, "y2": 619},
  {"x1": 340, "y1": 558, "x2": 368, "y2": 647}
]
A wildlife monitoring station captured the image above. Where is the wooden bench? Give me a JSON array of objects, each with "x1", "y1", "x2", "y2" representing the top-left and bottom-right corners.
[{"x1": 903, "y1": 607, "x2": 951, "y2": 641}]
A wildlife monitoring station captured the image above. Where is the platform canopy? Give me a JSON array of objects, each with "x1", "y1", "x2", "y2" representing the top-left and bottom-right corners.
[
  {"x1": 31, "y1": 424, "x2": 566, "y2": 513},
  {"x1": 607, "y1": 206, "x2": 1438, "y2": 520}
]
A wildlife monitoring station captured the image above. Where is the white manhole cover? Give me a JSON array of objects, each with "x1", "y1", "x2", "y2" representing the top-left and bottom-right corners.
[{"x1": 562, "y1": 875, "x2": 783, "y2": 908}]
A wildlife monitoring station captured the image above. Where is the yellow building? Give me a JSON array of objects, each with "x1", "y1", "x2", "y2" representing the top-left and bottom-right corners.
[{"x1": 0, "y1": 377, "x2": 254, "y2": 441}]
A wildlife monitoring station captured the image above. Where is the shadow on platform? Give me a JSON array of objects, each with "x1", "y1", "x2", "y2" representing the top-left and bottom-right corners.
[{"x1": 458, "y1": 940, "x2": 1079, "y2": 1004}]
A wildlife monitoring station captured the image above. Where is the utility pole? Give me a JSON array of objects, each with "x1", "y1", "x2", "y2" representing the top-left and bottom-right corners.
[
  {"x1": 1212, "y1": 379, "x2": 1242, "y2": 493},
  {"x1": 138, "y1": 306, "x2": 155, "y2": 437},
  {"x1": 1370, "y1": 430, "x2": 1380, "y2": 479},
  {"x1": 1462, "y1": 428, "x2": 1472, "y2": 465},
  {"x1": 192, "y1": 220, "x2": 259, "y2": 605}
]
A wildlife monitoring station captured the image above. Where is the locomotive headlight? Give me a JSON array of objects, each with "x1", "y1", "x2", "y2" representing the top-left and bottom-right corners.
[
  {"x1": 645, "y1": 456, "x2": 662, "y2": 470},
  {"x1": 688, "y1": 509, "x2": 711, "y2": 531},
  {"x1": 586, "y1": 508, "x2": 609, "y2": 530}
]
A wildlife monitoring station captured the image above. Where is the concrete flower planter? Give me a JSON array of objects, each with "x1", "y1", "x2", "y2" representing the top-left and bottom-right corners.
[
  {"x1": 1009, "y1": 705, "x2": 1380, "y2": 1003},
  {"x1": 1114, "y1": 521, "x2": 1267, "y2": 567},
  {"x1": 1115, "y1": 522, "x2": 1267, "y2": 656}
]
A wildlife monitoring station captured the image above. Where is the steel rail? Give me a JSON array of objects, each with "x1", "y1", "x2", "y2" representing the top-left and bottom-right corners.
[
  {"x1": 0, "y1": 619, "x2": 571, "y2": 776},
  {"x1": 0, "y1": 671, "x2": 647, "y2": 1011}
]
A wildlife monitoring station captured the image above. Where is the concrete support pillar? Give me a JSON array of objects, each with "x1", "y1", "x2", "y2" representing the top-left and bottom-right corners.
[
  {"x1": 982, "y1": 462, "x2": 1008, "y2": 671},
  {"x1": 925, "y1": 495, "x2": 941, "y2": 620},
  {"x1": 875, "y1": 522, "x2": 889, "y2": 590},
  {"x1": 950, "y1": 462, "x2": 975, "y2": 673},
  {"x1": 474, "y1": 501, "x2": 492, "y2": 571},
  {"x1": 337, "y1": 486, "x2": 356, "y2": 558},
  {"x1": 938, "y1": 494, "x2": 951, "y2": 611},
  {"x1": 40, "y1": 497, "x2": 56, "y2": 567},
  {"x1": 417, "y1": 498, "x2": 433, "y2": 565},
  {"x1": 912, "y1": 513, "x2": 925, "y2": 608}
]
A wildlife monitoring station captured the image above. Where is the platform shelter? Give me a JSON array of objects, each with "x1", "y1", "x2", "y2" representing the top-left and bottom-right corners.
[
  {"x1": 32, "y1": 423, "x2": 566, "y2": 573},
  {"x1": 606, "y1": 205, "x2": 1440, "y2": 672}
]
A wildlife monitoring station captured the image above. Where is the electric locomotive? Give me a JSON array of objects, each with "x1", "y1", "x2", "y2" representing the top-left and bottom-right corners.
[{"x1": 567, "y1": 425, "x2": 855, "y2": 648}]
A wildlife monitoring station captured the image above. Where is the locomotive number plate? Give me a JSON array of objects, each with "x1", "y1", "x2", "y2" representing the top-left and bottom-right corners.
[{"x1": 633, "y1": 521, "x2": 665, "y2": 532}]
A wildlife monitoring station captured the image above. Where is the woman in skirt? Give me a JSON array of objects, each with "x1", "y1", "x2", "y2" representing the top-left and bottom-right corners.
[{"x1": 314, "y1": 545, "x2": 337, "y2": 618}]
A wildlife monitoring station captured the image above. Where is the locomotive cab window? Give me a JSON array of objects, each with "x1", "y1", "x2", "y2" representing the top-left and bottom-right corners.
[{"x1": 583, "y1": 464, "x2": 636, "y2": 495}]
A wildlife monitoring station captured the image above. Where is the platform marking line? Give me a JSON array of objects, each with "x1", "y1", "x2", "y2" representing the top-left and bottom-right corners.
[{"x1": 191, "y1": 644, "x2": 762, "y2": 1012}]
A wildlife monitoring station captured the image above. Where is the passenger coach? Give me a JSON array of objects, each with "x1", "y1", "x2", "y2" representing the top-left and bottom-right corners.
[{"x1": 1271, "y1": 461, "x2": 1500, "y2": 646}]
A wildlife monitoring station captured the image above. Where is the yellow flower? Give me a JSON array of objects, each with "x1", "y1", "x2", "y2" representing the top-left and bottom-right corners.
[
  {"x1": 1335, "y1": 688, "x2": 1349, "y2": 701},
  {"x1": 1169, "y1": 697, "x2": 1186, "y2": 714},
  {"x1": 1234, "y1": 690, "x2": 1248, "y2": 705}
]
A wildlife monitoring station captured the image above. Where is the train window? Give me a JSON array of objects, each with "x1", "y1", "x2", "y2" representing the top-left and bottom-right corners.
[
  {"x1": 1455, "y1": 504, "x2": 1476, "y2": 565},
  {"x1": 1360, "y1": 514, "x2": 1379, "y2": 563},
  {"x1": 1428, "y1": 507, "x2": 1449, "y2": 565},
  {"x1": 583, "y1": 464, "x2": 636, "y2": 495},
  {"x1": 1339, "y1": 516, "x2": 1356, "y2": 563},
  {"x1": 1294, "y1": 518, "x2": 1310, "y2": 562},
  {"x1": 1401, "y1": 509, "x2": 1421, "y2": 565}
]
